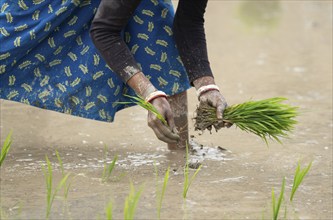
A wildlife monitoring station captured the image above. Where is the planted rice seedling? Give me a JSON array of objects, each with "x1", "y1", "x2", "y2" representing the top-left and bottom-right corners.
[
  {"x1": 105, "y1": 201, "x2": 113, "y2": 220},
  {"x1": 0, "y1": 131, "x2": 12, "y2": 167},
  {"x1": 102, "y1": 145, "x2": 118, "y2": 182},
  {"x1": 115, "y1": 95, "x2": 167, "y2": 126},
  {"x1": 154, "y1": 162, "x2": 170, "y2": 219},
  {"x1": 124, "y1": 182, "x2": 143, "y2": 220},
  {"x1": 272, "y1": 177, "x2": 285, "y2": 220},
  {"x1": 42, "y1": 155, "x2": 70, "y2": 219},
  {"x1": 268, "y1": 161, "x2": 312, "y2": 220},
  {"x1": 55, "y1": 150, "x2": 64, "y2": 176},
  {"x1": 183, "y1": 142, "x2": 202, "y2": 199},
  {"x1": 55, "y1": 150, "x2": 72, "y2": 199},
  {"x1": 194, "y1": 97, "x2": 298, "y2": 145},
  {"x1": 290, "y1": 161, "x2": 312, "y2": 202}
]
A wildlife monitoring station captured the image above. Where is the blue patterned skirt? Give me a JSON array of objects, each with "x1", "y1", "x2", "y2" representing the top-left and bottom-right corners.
[{"x1": 0, "y1": 0, "x2": 190, "y2": 122}]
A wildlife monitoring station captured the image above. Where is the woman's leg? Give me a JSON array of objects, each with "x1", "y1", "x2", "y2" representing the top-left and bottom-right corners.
[{"x1": 167, "y1": 90, "x2": 189, "y2": 150}]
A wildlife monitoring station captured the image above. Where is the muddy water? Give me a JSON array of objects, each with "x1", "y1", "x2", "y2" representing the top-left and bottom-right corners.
[{"x1": 1, "y1": 1, "x2": 332, "y2": 219}]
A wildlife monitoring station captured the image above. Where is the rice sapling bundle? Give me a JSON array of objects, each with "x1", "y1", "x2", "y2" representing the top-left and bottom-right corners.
[{"x1": 194, "y1": 97, "x2": 298, "y2": 144}]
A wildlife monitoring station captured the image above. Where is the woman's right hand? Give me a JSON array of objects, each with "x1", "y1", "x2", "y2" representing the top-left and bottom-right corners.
[
  {"x1": 148, "y1": 97, "x2": 180, "y2": 143},
  {"x1": 127, "y1": 72, "x2": 179, "y2": 144}
]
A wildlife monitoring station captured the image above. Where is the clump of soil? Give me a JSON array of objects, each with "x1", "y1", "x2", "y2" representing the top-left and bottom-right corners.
[
  {"x1": 193, "y1": 103, "x2": 225, "y2": 133},
  {"x1": 188, "y1": 161, "x2": 201, "y2": 169}
]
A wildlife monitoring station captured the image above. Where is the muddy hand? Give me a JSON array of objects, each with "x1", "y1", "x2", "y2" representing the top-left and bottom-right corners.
[
  {"x1": 199, "y1": 90, "x2": 232, "y2": 128},
  {"x1": 126, "y1": 72, "x2": 180, "y2": 142},
  {"x1": 194, "y1": 76, "x2": 233, "y2": 129},
  {"x1": 148, "y1": 97, "x2": 180, "y2": 143}
]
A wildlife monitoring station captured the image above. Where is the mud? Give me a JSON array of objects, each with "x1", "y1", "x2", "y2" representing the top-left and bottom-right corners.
[
  {"x1": 194, "y1": 102, "x2": 225, "y2": 132},
  {"x1": 1, "y1": 1, "x2": 332, "y2": 219}
]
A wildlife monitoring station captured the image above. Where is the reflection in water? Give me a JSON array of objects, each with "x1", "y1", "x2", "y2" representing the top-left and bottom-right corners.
[{"x1": 238, "y1": 1, "x2": 282, "y2": 31}]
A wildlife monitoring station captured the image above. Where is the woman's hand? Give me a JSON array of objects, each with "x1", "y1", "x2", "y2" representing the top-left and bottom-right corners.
[
  {"x1": 199, "y1": 89, "x2": 228, "y2": 120},
  {"x1": 193, "y1": 76, "x2": 232, "y2": 129},
  {"x1": 127, "y1": 72, "x2": 180, "y2": 143},
  {"x1": 148, "y1": 97, "x2": 180, "y2": 143}
]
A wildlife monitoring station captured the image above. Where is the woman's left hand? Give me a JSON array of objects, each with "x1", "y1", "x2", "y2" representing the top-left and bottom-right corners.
[
  {"x1": 193, "y1": 76, "x2": 232, "y2": 129},
  {"x1": 199, "y1": 89, "x2": 228, "y2": 120}
]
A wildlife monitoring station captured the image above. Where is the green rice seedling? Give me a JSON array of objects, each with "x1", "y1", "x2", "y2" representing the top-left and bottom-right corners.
[
  {"x1": 0, "y1": 131, "x2": 12, "y2": 167},
  {"x1": 183, "y1": 142, "x2": 202, "y2": 199},
  {"x1": 55, "y1": 150, "x2": 73, "y2": 219},
  {"x1": 42, "y1": 155, "x2": 70, "y2": 219},
  {"x1": 55, "y1": 150, "x2": 72, "y2": 199},
  {"x1": 290, "y1": 161, "x2": 312, "y2": 202},
  {"x1": 194, "y1": 97, "x2": 298, "y2": 145},
  {"x1": 102, "y1": 145, "x2": 118, "y2": 182},
  {"x1": 159, "y1": 167, "x2": 169, "y2": 219},
  {"x1": 55, "y1": 150, "x2": 64, "y2": 176},
  {"x1": 115, "y1": 94, "x2": 167, "y2": 126},
  {"x1": 105, "y1": 201, "x2": 113, "y2": 220},
  {"x1": 266, "y1": 161, "x2": 312, "y2": 219},
  {"x1": 102, "y1": 155, "x2": 118, "y2": 182},
  {"x1": 124, "y1": 182, "x2": 143, "y2": 220},
  {"x1": 154, "y1": 162, "x2": 170, "y2": 219},
  {"x1": 271, "y1": 177, "x2": 285, "y2": 220}
]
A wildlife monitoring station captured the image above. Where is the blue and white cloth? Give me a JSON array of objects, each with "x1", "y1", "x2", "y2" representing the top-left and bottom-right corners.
[{"x1": 0, "y1": 0, "x2": 190, "y2": 122}]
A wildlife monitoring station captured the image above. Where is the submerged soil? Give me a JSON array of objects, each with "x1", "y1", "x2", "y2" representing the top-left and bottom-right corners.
[{"x1": 1, "y1": 1, "x2": 332, "y2": 219}]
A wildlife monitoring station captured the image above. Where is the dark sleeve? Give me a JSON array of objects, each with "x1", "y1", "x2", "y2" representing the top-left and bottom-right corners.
[
  {"x1": 173, "y1": 0, "x2": 213, "y2": 85},
  {"x1": 90, "y1": 0, "x2": 142, "y2": 83}
]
